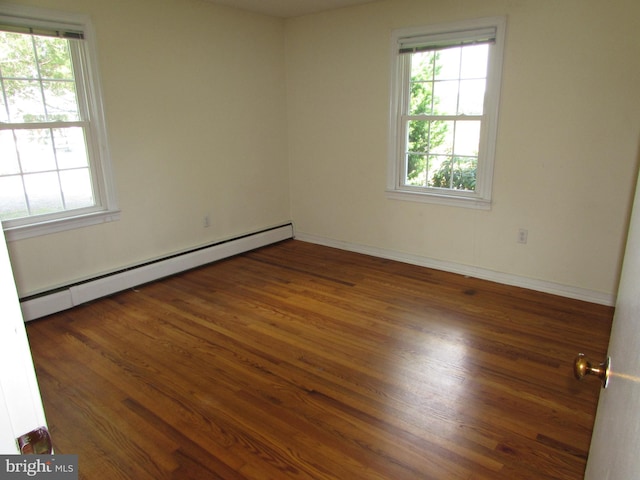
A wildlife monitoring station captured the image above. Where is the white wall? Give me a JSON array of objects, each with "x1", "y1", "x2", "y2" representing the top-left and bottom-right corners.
[
  {"x1": 6, "y1": 0, "x2": 291, "y2": 295},
  {"x1": 286, "y1": 0, "x2": 640, "y2": 302}
]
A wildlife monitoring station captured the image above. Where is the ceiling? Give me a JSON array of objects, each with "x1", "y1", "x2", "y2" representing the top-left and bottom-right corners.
[{"x1": 203, "y1": 0, "x2": 380, "y2": 18}]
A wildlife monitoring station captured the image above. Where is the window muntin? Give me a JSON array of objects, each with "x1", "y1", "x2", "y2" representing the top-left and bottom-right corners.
[
  {"x1": 0, "y1": 6, "x2": 118, "y2": 240},
  {"x1": 388, "y1": 18, "x2": 505, "y2": 208}
]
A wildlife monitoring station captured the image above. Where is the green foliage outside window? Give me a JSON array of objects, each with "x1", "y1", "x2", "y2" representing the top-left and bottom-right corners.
[
  {"x1": 406, "y1": 51, "x2": 477, "y2": 192},
  {"x1": 431, "y1": 157, "x2": 477, "y2": 190},
  {"x1": 406, "y1": 52, "x2": 446, "y2": 184}
]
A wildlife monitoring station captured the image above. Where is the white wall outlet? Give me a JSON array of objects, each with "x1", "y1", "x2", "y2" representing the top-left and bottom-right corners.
[{"x1": 517, "y1": 228, "x2": 528, "y2": 244}]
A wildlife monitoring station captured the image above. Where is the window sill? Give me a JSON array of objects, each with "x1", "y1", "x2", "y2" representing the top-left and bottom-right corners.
[
  {"x1": 386, "y1": 189, "x2": 492, "y2": 210},
  {"x1": 3, "y1": 209, "x2": 121, "y2": 242}
]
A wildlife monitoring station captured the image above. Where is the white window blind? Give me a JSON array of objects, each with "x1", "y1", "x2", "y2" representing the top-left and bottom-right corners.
[{"x1": 398, "y1": 27, "x2": 497, "y2": 53}]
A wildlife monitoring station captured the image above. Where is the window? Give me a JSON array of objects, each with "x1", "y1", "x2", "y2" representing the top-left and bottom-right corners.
[
  {"x1": 387, "y1": 17, "x2": 505, "y2": 209},
  {"x1": 0, "y1": 5, "x2": 118, "y2": 240}
]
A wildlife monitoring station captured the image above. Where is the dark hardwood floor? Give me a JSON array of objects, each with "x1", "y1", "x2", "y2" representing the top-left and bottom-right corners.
[{"x1": 25, "y1": 240, "x2": 613, "y2": 479}]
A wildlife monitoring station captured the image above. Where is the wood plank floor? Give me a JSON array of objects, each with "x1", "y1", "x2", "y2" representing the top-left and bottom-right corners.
[{"x1": 25, "y1": 240, "x2": 613, "y2": 479}]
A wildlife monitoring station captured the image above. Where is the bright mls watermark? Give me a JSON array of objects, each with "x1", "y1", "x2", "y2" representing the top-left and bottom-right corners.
[{"x1": 0, "y1": 455, "x2": 77, "y2": 479}]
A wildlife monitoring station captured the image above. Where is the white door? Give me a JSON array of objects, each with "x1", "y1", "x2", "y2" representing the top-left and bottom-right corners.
[
  {"x1": 0, "y1": 226, "x2": 49, "y2": 454},
  {"x1": 584, "y1": 171, "x2": 640, "y2": 479}
]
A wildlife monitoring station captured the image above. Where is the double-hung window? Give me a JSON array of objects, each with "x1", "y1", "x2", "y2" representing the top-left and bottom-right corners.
[
  {"x1": 387, "y1": 17, "x2": 505, "y2": 209},
  {"x1": 0, "y1": 5, "x2": 118, "y2": 240}
]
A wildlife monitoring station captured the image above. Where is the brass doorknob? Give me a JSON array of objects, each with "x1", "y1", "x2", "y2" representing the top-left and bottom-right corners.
[{"x1": 574, "y1": 353, "x2": 610, "y2": 388}]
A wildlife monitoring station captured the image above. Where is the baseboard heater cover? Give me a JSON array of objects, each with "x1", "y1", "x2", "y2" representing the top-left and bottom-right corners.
[{"x1": 20, "y1": 223, "x2": 293, "y2": 322}]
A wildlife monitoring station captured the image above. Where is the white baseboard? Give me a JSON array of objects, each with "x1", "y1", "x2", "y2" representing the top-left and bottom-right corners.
[
  {"x1": 294, "y1": 232, "x2": 616, "y2": 307},
  {"x1": 20, "y1": 223, "x2": 294, "y2": 321}
]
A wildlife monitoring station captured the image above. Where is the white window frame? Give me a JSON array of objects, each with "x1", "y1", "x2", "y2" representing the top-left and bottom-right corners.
[
  {"x1": 387, "y1": 17, "x2": 506, "y2": 209},
  {"x1": 0, "y1": 4, "x2": 118, "y2": 241}
]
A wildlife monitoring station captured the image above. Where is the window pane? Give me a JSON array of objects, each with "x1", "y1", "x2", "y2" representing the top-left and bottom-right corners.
[
  {"x1": 408, "y1": 120, "x2": 428, "y2": 153},
  {"x1": 54, "y1": 127, "x2": 88, "y2": 169},
  {"x1": 429, "y1": 119, "x2": 450, "y2": 152},
  {"x1": 453, "y1": 121, "x2": 481, "y2": 156},
  {"x1": 410, "y1": 52, "x2": 435, "y2": 115},
  {"x1": 433, "y1": 80, "x2": 459, "y2": 115},
  {"x1": 409, "y1": 80, "x2": 434, "y2": 115},
  {"x1": 60, "y1": 168, "x2": 94, "y2": 209},
  {"x1": 458, "y1": 79, "x2": 486, "y2": 115},
  {"x1": 429, "y1": 120, "x2": 454, "y2": 155},
  {"x1": 15, "y1": 129, "x2": 56, "y2": 173},
  {"x1": 450, "y1": 157, "x2": 477, "y2": 191},
  {"x1": 35, "y1": 36, "x2": 74, "y2": 80},
  {"x1": 435, "y1": 47, "x2": 461, "y2": 80},
  {"x1": 406, "y1": 153, "x2": 426, "y2": 185},
  {"x1": 43, "y1": 80, "x2": 79, "y2": 121},
  {"x1": 427, "y1": 155, "x2": 450, "y2": 188},
  {"x1": 460, "y1": 44, "x2": 489, "y2": 79},
  {"x1": 24, "y1": 172, "x2": 63, "y2": 215},
  {"x1": 4, "y1": 79, "x2": 46, "y2": 122},
  {"x1": 0, "y1": 32, "x2": 37, "y2": 78},
  {"x1": 411, "y1": 51, "x2": 435, "y2": 80},
  {"x1": 428, "y1": 155, "x2": 476, "y2": 191},
  {"x1": 0, "y1": 176, "x2": 28, "y2": 220},
  {"x1": 0, "y1": 131, "x2": 20, "y2": 175}
]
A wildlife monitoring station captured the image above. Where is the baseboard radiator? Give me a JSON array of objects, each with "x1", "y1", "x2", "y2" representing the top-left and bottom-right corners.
[{"x1": 20, "y1": 223, "x2": 294, "y2": 322}]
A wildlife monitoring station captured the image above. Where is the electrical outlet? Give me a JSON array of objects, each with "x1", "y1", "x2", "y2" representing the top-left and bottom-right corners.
[
  {"x1": 203, "y1": 214, "x2": 210, "y2": 228},
  {"x1": 517, "y1": 228, "x2": 528, "y2": 244}
]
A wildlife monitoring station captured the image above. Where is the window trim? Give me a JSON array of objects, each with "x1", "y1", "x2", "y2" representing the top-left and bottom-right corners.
[
  {"x1": 0, "y1": 4, "x2": 119, "y2": 241},
  {"x1": 387, "y1": 16, "x2": 506, "y2": 210}
]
